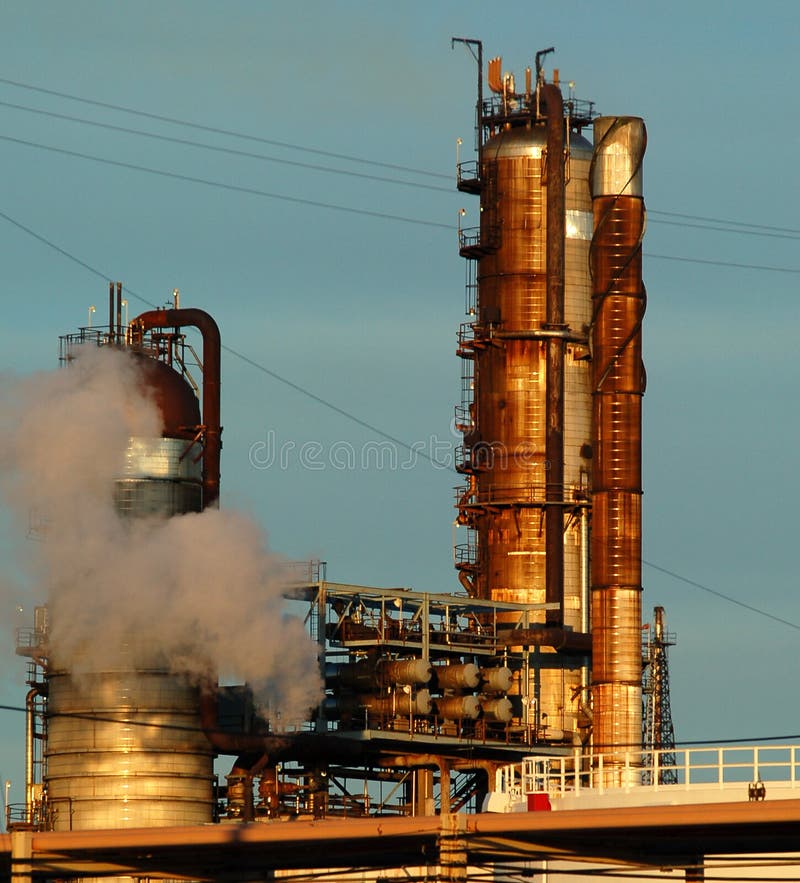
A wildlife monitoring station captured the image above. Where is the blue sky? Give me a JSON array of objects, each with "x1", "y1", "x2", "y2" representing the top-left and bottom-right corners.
[{"x1": 1, "y1": 1, "x2": 799, "y2": 798}]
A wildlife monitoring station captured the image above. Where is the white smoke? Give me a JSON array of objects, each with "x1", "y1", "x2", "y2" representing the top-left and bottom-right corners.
[{"x1": 0, "y1": 345, "x2": 321, "y2": 728}]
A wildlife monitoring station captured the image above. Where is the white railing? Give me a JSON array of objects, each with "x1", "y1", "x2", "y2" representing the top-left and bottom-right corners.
[{"x1": 493, "y1": 745, "x2": 800, "y2": 799}]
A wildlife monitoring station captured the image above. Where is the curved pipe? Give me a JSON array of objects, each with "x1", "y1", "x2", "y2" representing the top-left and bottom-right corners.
[{"x1": 130, "y1": 308, "x2": 221, "y2": 508}]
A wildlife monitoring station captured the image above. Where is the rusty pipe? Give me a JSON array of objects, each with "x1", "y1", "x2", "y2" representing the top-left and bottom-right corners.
[
  {"x1": 539, "y1": 82, "x2": 566, "y2": 627},
  {"x1": 590, "y1": 116, "x2": 647, "y2": 773},
  {"x1": 25, "y1": 687, "x2": 38, "y2": 818},
  {"x1": 130, "y1": 308, "x2": 221, "y2": 508}
]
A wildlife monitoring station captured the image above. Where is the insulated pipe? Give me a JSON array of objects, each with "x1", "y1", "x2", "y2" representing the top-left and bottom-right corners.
[
  {"x1": 130, "y1": 308, "x2": 222, "y2": 508},
  {"x1": 434, "y1": 695, "x2": 481, "y2": 721},
  {"x1": 497, "y1": 627, "x2": 591, "y2": 653},
  {"x1": 433, "y1": 662, "x2": 480, "y2": 691},
  {"x1": 25, "y1": 687, "x2": 38, "y2": 818},
  {"x1": 589, "y1": 116, "x2": 647, "y2": 777},
  {"x1": 539, "y1": 82, "x2": 566, "y2": 627}
]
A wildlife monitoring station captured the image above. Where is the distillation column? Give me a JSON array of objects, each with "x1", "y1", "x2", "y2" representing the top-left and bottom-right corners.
[
  {"x1": 589, "y1": 117, "x2": 647, "y2": 777},
  {"x1": 455, "y1": 57, "x2": 595, "y2": 735}
]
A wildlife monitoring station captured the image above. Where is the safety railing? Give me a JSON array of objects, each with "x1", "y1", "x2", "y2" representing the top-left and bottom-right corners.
[{"x1": 494, "y1": 745, "x2": 800, "y2": 800}]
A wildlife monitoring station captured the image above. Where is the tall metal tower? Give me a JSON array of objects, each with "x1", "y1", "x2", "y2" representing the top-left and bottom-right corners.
[{"x1": 642, "y1": 606, "x2": 677, "y2": 785}]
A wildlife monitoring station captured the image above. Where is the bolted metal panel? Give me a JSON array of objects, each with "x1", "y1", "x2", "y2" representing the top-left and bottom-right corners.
[{"x1": 590, "y1": 115, "x2": 646, "y2": 769}]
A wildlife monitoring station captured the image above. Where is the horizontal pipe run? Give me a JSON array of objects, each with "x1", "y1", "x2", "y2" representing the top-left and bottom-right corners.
[{"x1": 498, "y1": 628, "x2": 592, "y2": 654}]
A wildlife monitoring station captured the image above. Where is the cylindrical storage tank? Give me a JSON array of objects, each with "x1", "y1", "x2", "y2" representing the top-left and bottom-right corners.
[
  {"x1": 435, "y1": 694, "x2": 481, "y2": 721},
  {"x1": 479, "y1": 696, "x2": 513, "y2": 723},
  {"x1": 377, "y1": 658, "x2": 432, "y2": 686},
  {"x1": 114, "y1": 437, "x2": 202, "y2": 516},
  {"x1": 44, "y1": 350, "x2": 215, "y2": 831},
  {"x1": 325, "y1": 661, "x2": 374, "y2": 691},
  {"x1": 359, "y1": 689, "x2": 432, "y2": 717},
  {"x1": 45, "y1": 660, "x2": 214, "y2": 830},
  {"x1": 433, "y1": 662, "x2": 480, "y2": 691},
  {"x1": 589, "y1": 116, "x2": 646, "y2": 775},
  {"x1": 480, "y1": 666, "x2": 513, "y2": 694}
]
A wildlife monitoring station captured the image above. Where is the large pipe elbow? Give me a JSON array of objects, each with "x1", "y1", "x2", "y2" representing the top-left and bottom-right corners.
[{"x1": 130, "y1": 308, "x2": 222, "y2": 508}]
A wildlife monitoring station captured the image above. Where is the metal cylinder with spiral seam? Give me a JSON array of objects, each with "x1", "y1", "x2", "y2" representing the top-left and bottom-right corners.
[{"x1": 589, "y1": 116, "x2": 647, "y2": 782}]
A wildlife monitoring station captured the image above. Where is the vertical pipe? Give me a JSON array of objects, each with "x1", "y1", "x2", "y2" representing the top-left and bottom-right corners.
[
  {"x1": 580, "y1": 506, "x2": 590, "y2": 635},
  {"x1": 116, "y1": 282, "x2": 123, "y2": 342},
  {"x1": 540, "y1": 83, "x2": 566, "y2": 627},
  {"x1": 108, "y1": 282, "x2": 115, "y2": 343},
  {"x1": 25, "y1": 688, "x2": 38, "y2": 820},
  {"x1": 590, "y1": 116, "x2": 647, "y2": 780},
  {"x1": 579, "y1": 506, "x2": 591, "y2": 726}
]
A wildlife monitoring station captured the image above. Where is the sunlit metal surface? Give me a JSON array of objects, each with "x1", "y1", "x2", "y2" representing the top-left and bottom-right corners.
[{"x1": 590, "y1": 116, "x2": 647, "y2": 775}]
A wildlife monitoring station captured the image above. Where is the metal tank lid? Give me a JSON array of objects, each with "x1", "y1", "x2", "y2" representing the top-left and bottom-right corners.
[
  {"x1": 133, "y1": 354, "x2": 201, "y2": 438},
  {"x1": 483, "y1": 125, "x2": 593, "y2": 161}
]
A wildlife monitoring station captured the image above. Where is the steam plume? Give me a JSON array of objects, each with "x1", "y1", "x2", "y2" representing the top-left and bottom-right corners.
[{"x1": 0, "y1": 345, "x2": 321, "y2": 727}]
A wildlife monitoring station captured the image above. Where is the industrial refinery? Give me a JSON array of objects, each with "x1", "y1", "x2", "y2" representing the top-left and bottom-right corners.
[{"x1": 2, "y1": 40, "x2": 800, "y2": 883}]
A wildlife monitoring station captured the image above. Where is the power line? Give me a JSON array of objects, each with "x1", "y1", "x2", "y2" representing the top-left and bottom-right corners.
[
  {"x1": 0, "y1": 74, "x2": 452, "y2": 181},
  {"x1": 648, "y1": 217, "x2": 800, "y2": 242},
  {"x1": 1, "y1": 209, "x2": 799, "y2": 631},
  {"x1": 4, "y1": 74, "x2": 800, "y2": 246},
  {"x1": 0, "y1": 133, "x2": 453, "y2": 230},
  {"x1": 0, "y1": 701, "x2": 798, "y2": 750},
  {"x1": 643, "y1": 559, "x2": 800, "y2": 631},
  {"x1": 6, "y1": 98, "x2": 800, "y2": 244},
  {"x1": 0, "y1": 206, "x2": 453, "y2": 470},
  {"x1": 644, "y1": 251, "x2": 800, "y2": 275},
  {"x1": 4, "y1": 134, "x2": 800, "y2": 276},
  {"x1": 649, "y1": 209, "x2": 800, "y2": 236},
  {"x1": 0, "y1": 99, "x2": 454, "y2": 194}
]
